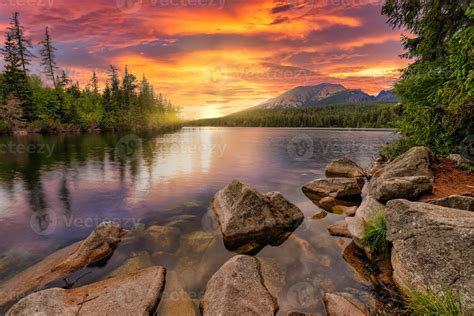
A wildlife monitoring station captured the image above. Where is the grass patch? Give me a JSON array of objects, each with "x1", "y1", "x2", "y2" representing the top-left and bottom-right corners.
[
  {"x1": 361, "y1": 213, "x2": 389, "y2": 256},
  {"x1": 406, "y1": 288, "x2": 465, "y2": 315}
]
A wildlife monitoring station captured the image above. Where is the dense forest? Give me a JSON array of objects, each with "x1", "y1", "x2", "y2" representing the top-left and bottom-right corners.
[
  {"x1": 380, "y1": 1, "x2": 473, "y2": 157},
  {"x1": 192, "y1": 102, "x2": 400, "y2": 128},
  {"x1": 0, "y1": 12, "x2": 181, "y2": 133}
]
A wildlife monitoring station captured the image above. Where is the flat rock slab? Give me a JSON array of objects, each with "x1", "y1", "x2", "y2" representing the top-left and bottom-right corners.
[
  {"x1": 212, "y1": 180, "x2": 304, "y2": 254},
  {"x1": 386, "y1": 199, "x2": 474, "y2": 309},
  {"x1": 7, "y1": 266, "x2": 166, "y2": 316},
  {"x1": 427, "y1": 195, "x2": 474, "y2": 211},
  {"x1": 0, "y1": 221, "x2": 127, "y2": 307},
  {"x1": 200, "y1": 255, "x2": 278, "y2": 316},
  {"x1": 369, "y1": 146, "x2": 433, "y2": 203},
  {"x1": 325, "y1": 157, "x2": 366, "y2": 178}
]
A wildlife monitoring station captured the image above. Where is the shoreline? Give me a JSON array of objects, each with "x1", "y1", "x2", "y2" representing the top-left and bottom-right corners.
[{"x1": 183, "y1": 126, "x2": 398, "y2": 132}]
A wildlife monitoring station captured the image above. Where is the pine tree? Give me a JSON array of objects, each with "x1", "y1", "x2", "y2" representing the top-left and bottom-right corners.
[
  {"x1": 1, "y1": 32, "x2": 33, "y2": 120},
  {"x1": 58, "y1": 70, "x2": 71, "y2": 88},
  {"x1": 91, "y1": 71, "x2": 99, "y2": 94},
  {"x1": 39, "y1": 26, "x2": 58, "y2": 87},
  {"x1": 8, "y1": 12, "x2": 34, "y2": 73}
]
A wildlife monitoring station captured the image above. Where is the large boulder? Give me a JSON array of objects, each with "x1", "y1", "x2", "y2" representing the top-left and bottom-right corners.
[
  {"x1": 0, "y1": 221, "x2": 127, "y2": 307},
  {"x1": 212, "y1": 180, "x2": 304, "y2": 254},
  {"x1": 325, "y1": 158, "x2": 366, "y2": 178},
  {"x1": 323, "y1": 292, "x2": 366, "y2": 316},
  {"x1": 386, "y1": 200, "x2": 474, "y2": 309},
  {"x1": 6, "y1": 266, "x2": 166, "y2": 315},
  {"x1": 200, "y1": 255, "x2": 278, "y2": 316},
  {"x1": 369, "y1": 147, "x2": 433, "y2": 203},
  {"x1": 427, "y1": 195, "x2": 474, "y2": 211}
]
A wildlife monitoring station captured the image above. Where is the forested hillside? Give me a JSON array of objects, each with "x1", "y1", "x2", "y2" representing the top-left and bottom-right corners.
[
  {"x1": 192, "y1": 102, "x2": 400, "y2": 128},
  {"x1": 0, "y1": 12, "x2": 181, "y2": 133}
]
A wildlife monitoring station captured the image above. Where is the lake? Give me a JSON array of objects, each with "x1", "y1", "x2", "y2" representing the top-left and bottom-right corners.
[{"x1": 0, "y1": 127, "x2": 396, "y2": 314}]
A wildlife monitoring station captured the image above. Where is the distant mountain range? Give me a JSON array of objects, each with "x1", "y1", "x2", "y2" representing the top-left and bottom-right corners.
[{"x1": 256, "y1": 83, "x2": 398, "y2": 109}]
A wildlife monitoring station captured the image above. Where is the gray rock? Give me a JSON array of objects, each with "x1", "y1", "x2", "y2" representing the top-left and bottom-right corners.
[
  {"x1": 200, "y1": 255, "x2": 278, "y2": 316},
  {"x1": 369, "y1": 147, "x2": 433, "y2": 202},
  {"x1": 427, "y1": 195, "x2": 474, "y2": 211},
  {"x1": 145, "y1": 225, "x2": 180, "y2": 252},
  {"x1": 6, "y1": 266, "x2": 166, "y2": 316},
  {"x1": 386, "y1": 199, "x2": 474, "y2": 309},
  {"x1": 346, "y1": 196, "x2": 387, "y2": 241},
  {"x1": 212, "y1": 180, "x2": 304, "y2": 254},
  {"x1": 0, "y1": 221, "x2": 127, "y2": 307},
  {"x1": 446, "y1": 154, "x2": 471, "y2": 165},
  {"x1": 323, "y1": 292, "x2": 366, "y2": 316},
  {"x1": 325, "y1": 158, "x2": 366, "y2": 178},
  {"x1": 303, "y1": 178, "x2": 363, "y2": 200}
]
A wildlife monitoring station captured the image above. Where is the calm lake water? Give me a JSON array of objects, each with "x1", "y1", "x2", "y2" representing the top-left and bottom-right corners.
[{"x1": 0, "y1": 127, "x2": 395, "y2": 314}]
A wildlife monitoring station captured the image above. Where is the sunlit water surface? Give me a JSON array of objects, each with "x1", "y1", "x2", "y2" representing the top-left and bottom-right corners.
[{"x1": 0, "y1": 127, "x2": 395, "y2": 314}]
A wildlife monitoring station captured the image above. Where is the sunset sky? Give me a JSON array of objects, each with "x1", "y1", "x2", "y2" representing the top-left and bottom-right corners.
[{"x1": 0, "y1": 0, "x2": 409, "y2": 119}]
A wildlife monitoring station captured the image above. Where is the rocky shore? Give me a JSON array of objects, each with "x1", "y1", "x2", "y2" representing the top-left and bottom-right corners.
[{"x1": 1, "y1": 146, "x2": 473, "y2": 315}]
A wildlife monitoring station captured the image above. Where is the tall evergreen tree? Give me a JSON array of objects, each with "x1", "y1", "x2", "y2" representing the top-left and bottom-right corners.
[
  {"x1": 8, "y1": 12, "x2": 34, "y2": 73},
  {"x1": 1, "y1": 32, "x2": 33, "y2": 120},
  {"x1": 91, "y1": 71, "x2": 99, "y2": 94},
  {"x1": 58, "y1": 70, "x2": 71, "y2": 88},
  {"x1": 39, "y1": 26, "x2": 58, "y2": 87}
]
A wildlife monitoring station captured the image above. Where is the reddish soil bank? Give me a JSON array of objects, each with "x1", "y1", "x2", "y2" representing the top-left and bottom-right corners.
[{"x1": 422, "y1": 159, "x2": 474, "y2": 200}]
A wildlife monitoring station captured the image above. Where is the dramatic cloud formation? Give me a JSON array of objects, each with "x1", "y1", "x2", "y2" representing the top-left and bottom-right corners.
[{"x1": 0, "y1": 0, "x2": 408, "y2": 119}]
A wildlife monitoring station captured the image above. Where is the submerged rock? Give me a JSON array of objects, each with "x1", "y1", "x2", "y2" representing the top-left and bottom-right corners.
[
  {"x1": 325, "y1": 157, "x2": 366, "y2": 178},
  {"x1": 6, "y1": 266, "x2": 166, "y2": 316},
  {"x1": 327, "y1": 221, "x2": 351, "y2": 237},
  {"x1": 368, "y1": 146, "x2": 433, "y2": 203},
  {"x1": 386, "y1": 199, "x2": 474, "y2": 309},
  {"x1": 323, "y1": 292, "x2": 367, "y2": 316},
  {"x1": 212, "y1": 180, "x2": 304, "y2": 254},
  {"x1": 157, "y1": 271, "x2": 196, "y2": 316},
  {"x1": 107, "y1": 251, "x2": 154, "y2": 278},
  {"x1": 173, "y1": 231, "x2": 232, "y2": 292},
  {"x1": 427, "y1": 195, "x2": 474, "y2": 211},
  {"x1": 145, "y1": 225, "x2": 180, "y2": 252},
  {"x1": 0, "y1": 221, "x2": 127, "y2": 307},
  {"x1": 200, "y1": 255, "x2": 278, "y2": 316}
]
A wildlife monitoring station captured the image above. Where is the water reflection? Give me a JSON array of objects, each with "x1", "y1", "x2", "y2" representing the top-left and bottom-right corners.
[{"x1": 0, "y1": 127, "x2": 395, "y2": 315}]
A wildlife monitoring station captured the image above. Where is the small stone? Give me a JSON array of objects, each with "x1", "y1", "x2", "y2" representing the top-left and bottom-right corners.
[
  {"x1": 327, "y1": 221, "x2": 351, "y2": 238},
  {"x1": 311, "y1": 210, "x2": 327, "y2": 219},
  {"x1": 145, "y1": 225, "x2": 180, "y2": 253}
]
